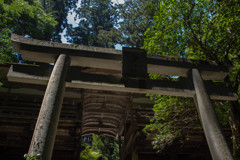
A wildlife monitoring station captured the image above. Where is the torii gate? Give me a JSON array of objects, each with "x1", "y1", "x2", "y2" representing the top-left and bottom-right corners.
[{"x1": 9, "y1": 34, "x2": 238, "y2": 160}]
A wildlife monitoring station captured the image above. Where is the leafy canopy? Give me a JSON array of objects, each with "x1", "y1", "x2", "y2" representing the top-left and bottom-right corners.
[
  {"x1": 143, "y1": 94, "x2": 199, "y2": 151},
  {"x1": 66, "y1": 0, "x2": 117, "y2": 47},
  {"x1": 144, "y1": 0, "x2": 240, "y2": 64},
  {"x1": 97, "y1": 0, "x2": 159, "y2": 48},
  {"x1": 0, "y1": 0, "x2": 57, "y2": 63},
  {"x1": 39, "y1": 0, "x2": 78, "y2": 41},
  {"x1": 143, "y1": 0, "x2": 240, "y2": 153}
]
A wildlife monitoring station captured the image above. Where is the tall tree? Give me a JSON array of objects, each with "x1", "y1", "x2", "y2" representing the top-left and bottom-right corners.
[
  {"x1": 39, "y1": 0, "x2": 78, "y2": 42},
  {"x1": 66, "y1": 0, "x2": 117, "y2": 48},
  {"x1": 98, "y1": 0, "x2": 159, "y2": 48},
  {"x1": 143, "y1": 0, "x2": 240, "y2": 158}
]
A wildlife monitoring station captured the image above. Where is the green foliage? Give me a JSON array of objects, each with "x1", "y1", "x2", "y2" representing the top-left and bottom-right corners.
[
  {"x1": 143, "y1": 0, "x2": 240, "y2": 154},
  {"x1": 80, "y1": 144, "x2": 102, "y2": 160},
  {"x1": 144, "y1": 0, "x2": 240, "y2": 63},
  {"x1": 66, "y1": 0, "x2": 117, "y2": 47},
  {"x1": 143, "y1": 95, "x2": 199, "y2": 151},
  {"x1": 143, "y1": 0, "x2": 240, "y2": 88},
  {"x1": 0, "y1": 0, "x2": 57, "y2": 63},
  {"x1": 39, "y1": 0, "x2": 78, "y2": 42},
  {"x1": 80, "y1": 134, "x2": 119, "y2": 160},
  {"x1": 0, "y1": 28, "x2": 16, "y2": 63},
  {"x1": 214, "y1": 101, "x2": 230, "y2": 127},
  {"x1": 92, "y1": 134, "x2": 119, "y2": 160},
  {"x1": 98, "y1": 0, "x2": 159, "y2": 48},
  {"x1": 0, "y1": 0, "x2": 57, "y2": 39},
  {"x1": 92, "y1": 134, "x2": 105, "y2": 155},
  {"x1": 99, "y1": 135, "x2": 119, "y2": 160},
  {"x1": 24, "y1": 154, "x2": 41, "y2": 160}
]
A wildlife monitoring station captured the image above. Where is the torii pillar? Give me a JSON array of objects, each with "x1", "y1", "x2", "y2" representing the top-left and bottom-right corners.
[
  {"x1": 28, "y1": 54, "x2": 70, "y2": 160},
  {"x1": 193, "y1": 69, "x2": 233, "y2": 160}
]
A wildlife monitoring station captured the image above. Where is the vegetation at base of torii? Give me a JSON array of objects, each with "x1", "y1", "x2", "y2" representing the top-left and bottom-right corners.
[
  {"x1": 24, "y1": 154, "x2": 41, "y2": 160},
  {"x1": 80, "y1": 134, "x2": 119, "y2": 160},
  {"x1": 143, "y1": 0, "x2": 240, "y2": 158},
  {"x1": 80, "y1": 144, "x2": 102, "y2": 160}
]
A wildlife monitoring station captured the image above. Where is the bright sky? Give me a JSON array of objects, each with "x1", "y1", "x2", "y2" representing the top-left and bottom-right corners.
[
  {"x1": 61, "y1": 0, "x2": 124, "y2": 50},
  {"x1": 112, "y1": 0, "x2": 125, "y2": 4}
]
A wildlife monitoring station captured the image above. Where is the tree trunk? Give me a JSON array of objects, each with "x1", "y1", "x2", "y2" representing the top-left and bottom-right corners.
[{"x1": 228, "y1": 101, "x2": 240, "y2": 160}]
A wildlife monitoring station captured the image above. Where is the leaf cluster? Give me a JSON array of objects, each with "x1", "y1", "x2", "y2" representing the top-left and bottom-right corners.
[
  {"x1": 24, "y1": 154, "x2": 41, "y2": 160},
  {"x1": 143, "y1": 95, "x2": 199, "y2": 151},
  {"x1": 143, "y1": 0, "x2": 240, "y2": 88},
  {"x1": 66, "y1": 0, "x2": 117, "y2": 48},
  {"x1": 0, "y1": 0, "x2": 57, "y2": 63},
  {"x1": 0, "y1": 0, "x2": 57, "y2": 39},
  {"x1": 80, "y1": 134, "x2": 119, "y2": 160},
  {"x1": 80, "y1": 144, "x2": 102, "y2": 160},
  {"x1": 143, "y1": 0, "x2": 240, "y2": 153},
  {"x1": 39, "y1": 0, "x2": 78, "y2": 42},
  {"x1": 97, "y1": 0, "x2": 160, "y2": 48}
]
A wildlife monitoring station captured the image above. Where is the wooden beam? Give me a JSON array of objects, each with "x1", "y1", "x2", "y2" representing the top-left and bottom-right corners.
[
  {"x1": 82, "y1": 114, "x2": 122, "y2": 123},
  {"x1": 7, "y1": 64, "x2": 238, "y2": 101},
  {"x1": 84, "y1": 92, "x2": 129, "y2": 99},
  {"x1": 11, "y1": 34, "x2": 229, "y2": 80},
  {"x1": 81, "y1": 128, "x2": 117, "y2": 137},
  {"x1": 147, "y1": 55, "x2": 229, "y2": 80},
  {"x1": 82, "y1": 124, "x2": 118, "y2": 129},
  {"x1": 83, "y1": 109, "x2": 124, "y2": 115},
  {"x1": 11, "y1": 34, "x2": 122, "y2": 70}
]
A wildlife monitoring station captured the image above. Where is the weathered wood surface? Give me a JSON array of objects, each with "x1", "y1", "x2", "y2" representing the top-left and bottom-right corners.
[
  {"x1": 11, "y1": 34, "x2": 229, "y2": 80},
  {"x1": 0, "y1": 86, "x2": 82, "y2": 160},
  {"x1": 192, "y1": 69, "x2": 233, "y2": 160},
  {"x1": 80, "y1": 90, "x2": 130, "y2": 137},
  {"x1": 28, "y1": 54, "x2": 70, "y2": 160},
  {"x1": 7, "y1": 64, "x2": 238, "y2": 101}
]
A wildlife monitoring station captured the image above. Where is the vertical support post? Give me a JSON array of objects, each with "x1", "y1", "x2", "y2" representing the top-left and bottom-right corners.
[
  {"x1": 192, "y1": 68, "x2": 233, "y2": 160},
  {"x1": 132, "y1": 147, "x2": 138, "y2": 160},
  {"x1": 77, "y1": 101, "x2": 83, "y2": 160},
  {"x1": 119, "y1": 136, "x2": 122, "y2": 160},
  {"x1": 130, "y1": 103, "x2": 138, "y2": 160},
  {"x1": 73, "y1": 104, "x2": 82, "y2": 160},
  {"x1": 28, "y1": 54, "x2": 70, "y2": 160}
]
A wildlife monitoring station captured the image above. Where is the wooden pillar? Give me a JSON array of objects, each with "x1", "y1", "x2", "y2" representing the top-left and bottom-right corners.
[
  {"x1": 77, "y1": 101, "x2": 83, "y2": 160},
  {"x1": 132, "y1": 147, "x2": 138, "y2": 160},
  {"x1": 192, "y1": 69, "x2": 233, "y2": 160},
  {"x1": 73, "y1": 104, "x2": 82, "y2": 160},
  {"x1": 130, "y1": 103, "x2": 138, "y2": 160},
  {"x1": 119, "y1": 136, "x2": 122, "y2": 160},
  {"x1": 28, "y1": 54, "x2": 70, "y2": 160}
]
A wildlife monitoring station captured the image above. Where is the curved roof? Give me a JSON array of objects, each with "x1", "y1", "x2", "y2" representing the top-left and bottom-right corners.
[{"x1": 81, "y1": 90, "x2": 130, "y2": 137}]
